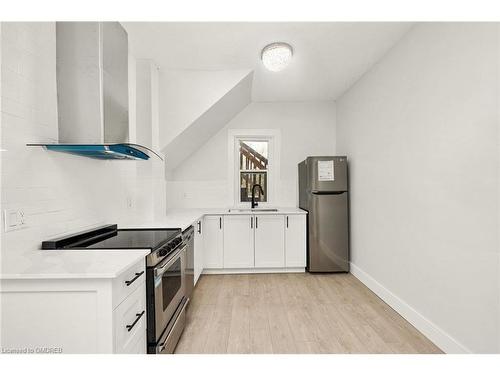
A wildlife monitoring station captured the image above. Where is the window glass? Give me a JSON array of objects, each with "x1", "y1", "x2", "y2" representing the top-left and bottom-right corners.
[
  {"x1": 240, "y1": 172, "x2": 267, "y2": 202},
  {"x1": 238, "y1": 140, "x2": 268, "y2": 203},
  {"x1": 239, "y1": 141, "x2": 268, "y2": 170}
]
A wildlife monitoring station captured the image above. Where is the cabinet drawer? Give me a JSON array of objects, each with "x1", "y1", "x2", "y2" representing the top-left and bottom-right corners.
[
  {"x1": 126, "y1": 331, "x2": 147, "y2": 354},
  {"x1": 114, "y1": 283, "x2": 146, "y2": 354},
  {"x1": 112, "y1": 259, "x2": 146, "y2": 309}
]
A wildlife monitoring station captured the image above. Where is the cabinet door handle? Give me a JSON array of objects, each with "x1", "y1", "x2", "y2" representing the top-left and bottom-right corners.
[
  {"x1": 219, "y1": 217, "x2": 222, "y2": 229},
  {"x1": 286, "y1": 216, "x2": 289, "y2": 228},
  {"x1": 125, "y1": 271, "x2": 144, "y2": 286},
  {"x1": 251, "y1": 217, "x2": 253, "y2": 229},
  {"x1": 255, "y1": 217, "x2": 258, "y2": 229},
  {"x1": 198, "y1": 221, "x2": 202, "y2": 234},
  {"x1": 126, "y1": 310, "x2": 145, "y2": 332}
]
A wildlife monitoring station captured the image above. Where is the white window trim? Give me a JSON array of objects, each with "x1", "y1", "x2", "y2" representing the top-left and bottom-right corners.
[{"x1": 227, "y1": 129, "x2": 281, "y2": 208}]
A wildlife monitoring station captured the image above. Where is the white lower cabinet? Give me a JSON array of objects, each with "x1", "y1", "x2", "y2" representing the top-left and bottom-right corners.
[
  {"x1": 203, "y1": 215, "x2": 224, "y2": 268},
  {"x1": 194, "y1": 219, "x2": 204, "y2": 285},
  {"x1": 223, "y1": 215, "x2": 254, "y2": 268},
  {"x1": 254, "y1": 214, "x2": 285, "y2": 267},
  {"x1": 285, "y1": 215, "x2": 307, "y2": 267},
  {"x1": 201, "y1": 213, "x2": 306, "y2": 273},
  {"x1": 0, "y1": 259, "x2": 147, "y2": 354}
]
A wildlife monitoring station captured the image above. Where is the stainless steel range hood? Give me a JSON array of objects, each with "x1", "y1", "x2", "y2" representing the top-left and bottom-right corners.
[{"x1": 28, "y1": 22, "x2": 162, "y2": 161}]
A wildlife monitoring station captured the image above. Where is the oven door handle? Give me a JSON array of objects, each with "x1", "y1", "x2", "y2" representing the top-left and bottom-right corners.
[{"x1": 155, "y1": 245, "x2": 187, "y2": 278}]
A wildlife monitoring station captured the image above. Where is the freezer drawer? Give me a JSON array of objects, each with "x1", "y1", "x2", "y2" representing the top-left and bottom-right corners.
[
  {"x1": 304, "y1": 156, "x2": 348, "y2": 193},
  {"x1": 308, "y1": 192, "x2": 349, "y2": 272}
]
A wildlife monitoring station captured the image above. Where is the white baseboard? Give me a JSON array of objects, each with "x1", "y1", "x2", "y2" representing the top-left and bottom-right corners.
[
  {"x1": 350, "y1": 262, "x2": 471, "y2": 354},
  {"x1": 202, "y1": 267, "x2": 305, "y2": 275}
]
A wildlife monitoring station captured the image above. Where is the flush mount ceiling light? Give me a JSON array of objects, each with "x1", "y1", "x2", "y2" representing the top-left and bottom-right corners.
[{"x1": 261, "y1": 42, "x2": 293, "y2": 72}]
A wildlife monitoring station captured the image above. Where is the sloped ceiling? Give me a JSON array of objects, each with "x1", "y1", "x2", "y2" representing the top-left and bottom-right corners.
[
  {"x1": 123, "y1": 22, "x2": 413, "y2": 102},
  {"x1": 161, "y1": 71, "x2": 253, "y2": 170},
  {"x1": 159, "y1": 69, "x2": 252, "y2": 148}
]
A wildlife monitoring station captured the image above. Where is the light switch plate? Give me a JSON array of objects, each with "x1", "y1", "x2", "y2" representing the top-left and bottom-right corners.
[{"x1": 3, "y1": 209, "x2": 27, "y2": 232}]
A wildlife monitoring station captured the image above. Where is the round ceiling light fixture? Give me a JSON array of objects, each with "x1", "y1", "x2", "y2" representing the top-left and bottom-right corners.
[{"x1": 261, "y1": 42, "x2": 293, "y2": 72}]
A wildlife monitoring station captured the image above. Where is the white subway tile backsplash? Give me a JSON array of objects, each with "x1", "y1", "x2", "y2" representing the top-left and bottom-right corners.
[
  {"x1": 3, "y1": 23, "x2": 53, "y2": 56},
  {"x1": 1, "y1": 96, "x2": 33, "y2": 120},
  {"x1": 165, "y1": 178, "x2": 298, "y2": 209},
  {"x1": 1, "y1": 45, "x2": 22, "y2": 75}
]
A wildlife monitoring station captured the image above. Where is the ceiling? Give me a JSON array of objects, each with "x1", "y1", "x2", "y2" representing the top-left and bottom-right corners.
[{"x1": 123, "y1": 22, "x2": 413, "y2": 102}]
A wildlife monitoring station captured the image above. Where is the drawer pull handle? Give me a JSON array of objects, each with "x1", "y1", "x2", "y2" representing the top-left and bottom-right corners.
[
  {"x1": 125, "y1": 271, "x2": 144, "y2": 286},
  {"x1": 126, "y1": 310, "x2": 145, "y2": 332}
]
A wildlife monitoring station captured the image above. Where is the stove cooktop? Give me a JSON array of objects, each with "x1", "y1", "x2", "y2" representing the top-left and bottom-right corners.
[
  {"x1": 83, "y1": 229, "x2": 180, "y2": 250},
  {"x1": 42, "y1": 224, "x2": 181, "y2": 251}
]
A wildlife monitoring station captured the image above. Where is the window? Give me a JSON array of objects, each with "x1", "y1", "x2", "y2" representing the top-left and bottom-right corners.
[
  {"x1": 238, "y1": 140, "x2": 268, "y2": 203},
  {"x1": 228, "y1": 129, "x2": 280, "y2": 207}
]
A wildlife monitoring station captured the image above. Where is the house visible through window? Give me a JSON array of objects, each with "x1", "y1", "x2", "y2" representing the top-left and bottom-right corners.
[{"x1": 239, "y1": 140, "x2": 268, "y2": 203}]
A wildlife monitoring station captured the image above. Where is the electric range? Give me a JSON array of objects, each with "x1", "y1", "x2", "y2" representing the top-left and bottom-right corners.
[{"x1": 42, "y1": 224, "x2": 182, "y2": 267}]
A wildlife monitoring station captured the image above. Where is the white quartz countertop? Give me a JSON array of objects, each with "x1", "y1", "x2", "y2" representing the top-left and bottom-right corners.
[
  {"x1": 0, "y1": 249, "x2": 149, "y2": 280},
  {"x1": 126, "y1": 207, "x2": 307, "y2": 232}
]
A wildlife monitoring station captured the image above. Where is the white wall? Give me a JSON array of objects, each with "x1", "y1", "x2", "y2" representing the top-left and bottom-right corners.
[
  {"x1": 0, "y1": 23, "x2": 165, "y2": 266},
  {"x1": 0, "y1": 22, "x2": 3, "y2": 260},
  {"x1": 135, "y1": 59, "x2": 154, "y2": 149},
  {"x1": 135, "y1": 59, "x2": 166, "y2": 220},
  {"x1": 336, "y1": 23, "x2": 499, "y2": 353},
  {"x1": 167, "y1": 101, "x2": 336, "y2": 208}
]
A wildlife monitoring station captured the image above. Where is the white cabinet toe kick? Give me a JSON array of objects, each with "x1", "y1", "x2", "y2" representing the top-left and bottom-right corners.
[{"x1": 202, "y1": 268, "x2": 305, "y2": 274}]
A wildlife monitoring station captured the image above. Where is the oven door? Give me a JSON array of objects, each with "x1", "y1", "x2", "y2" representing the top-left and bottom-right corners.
[
  {"x1": 155, "y1": 297, "x2": 189, "y2": 354},
  {"x1": 153, "y1": 245, "x2": 186, "y2": 343}
]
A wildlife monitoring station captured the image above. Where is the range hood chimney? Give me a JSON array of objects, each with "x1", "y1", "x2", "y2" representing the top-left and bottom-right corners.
[{"x1": 28, "y1": 22, "x2": 161, "y2": 161}]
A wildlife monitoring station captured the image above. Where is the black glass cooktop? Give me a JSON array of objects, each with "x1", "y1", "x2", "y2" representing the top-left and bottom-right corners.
[
  {"x1": 42, "y1": 224, "x2": 181, "y2": 251},
  {"x1": 83, "y1": 229, "x2": 180, "y2": 249}
]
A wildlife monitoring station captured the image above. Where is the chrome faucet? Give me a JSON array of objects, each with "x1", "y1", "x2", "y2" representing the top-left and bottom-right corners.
[{"x1": 251, "y1": 184, "x2": 264, "y2": 209}]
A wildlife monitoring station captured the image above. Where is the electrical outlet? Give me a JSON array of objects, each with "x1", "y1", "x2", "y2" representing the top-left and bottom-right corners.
[
  {"x1": 126, "y1": 196, "x2": 134, "y2": 209},
  {"x1": 4, "y1": 209, "x2": 28, "y2": 232}
]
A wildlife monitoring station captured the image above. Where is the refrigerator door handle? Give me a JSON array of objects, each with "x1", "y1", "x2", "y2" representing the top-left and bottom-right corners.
[{"x1": 311, "y1": 190, "x2": 347, "y2": 195}]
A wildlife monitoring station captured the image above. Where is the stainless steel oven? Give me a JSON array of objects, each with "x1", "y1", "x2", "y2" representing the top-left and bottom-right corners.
[{"x1": 147, "y1": 242, "x2": 187, "y2": 353}]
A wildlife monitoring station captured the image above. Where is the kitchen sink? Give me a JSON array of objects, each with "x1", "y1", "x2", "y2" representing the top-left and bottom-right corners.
[{"x1": 228, "y1": 208, "x2": 279, "y2": 213}]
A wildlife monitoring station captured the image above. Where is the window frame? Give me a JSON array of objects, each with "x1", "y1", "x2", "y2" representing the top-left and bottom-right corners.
[{"x1": 227, "y1": 129, "x2": 281, "y2": 208}]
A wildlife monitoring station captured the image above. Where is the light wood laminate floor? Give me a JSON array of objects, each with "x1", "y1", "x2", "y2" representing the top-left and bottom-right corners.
[{"x1": 175, "y1": 273, "x2": 442, "y2": 354}]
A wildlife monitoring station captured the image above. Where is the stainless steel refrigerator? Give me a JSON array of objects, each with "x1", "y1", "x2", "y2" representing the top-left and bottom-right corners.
[{"x1": 298, "y1": 156, "x2": 349, "y2": 272}]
